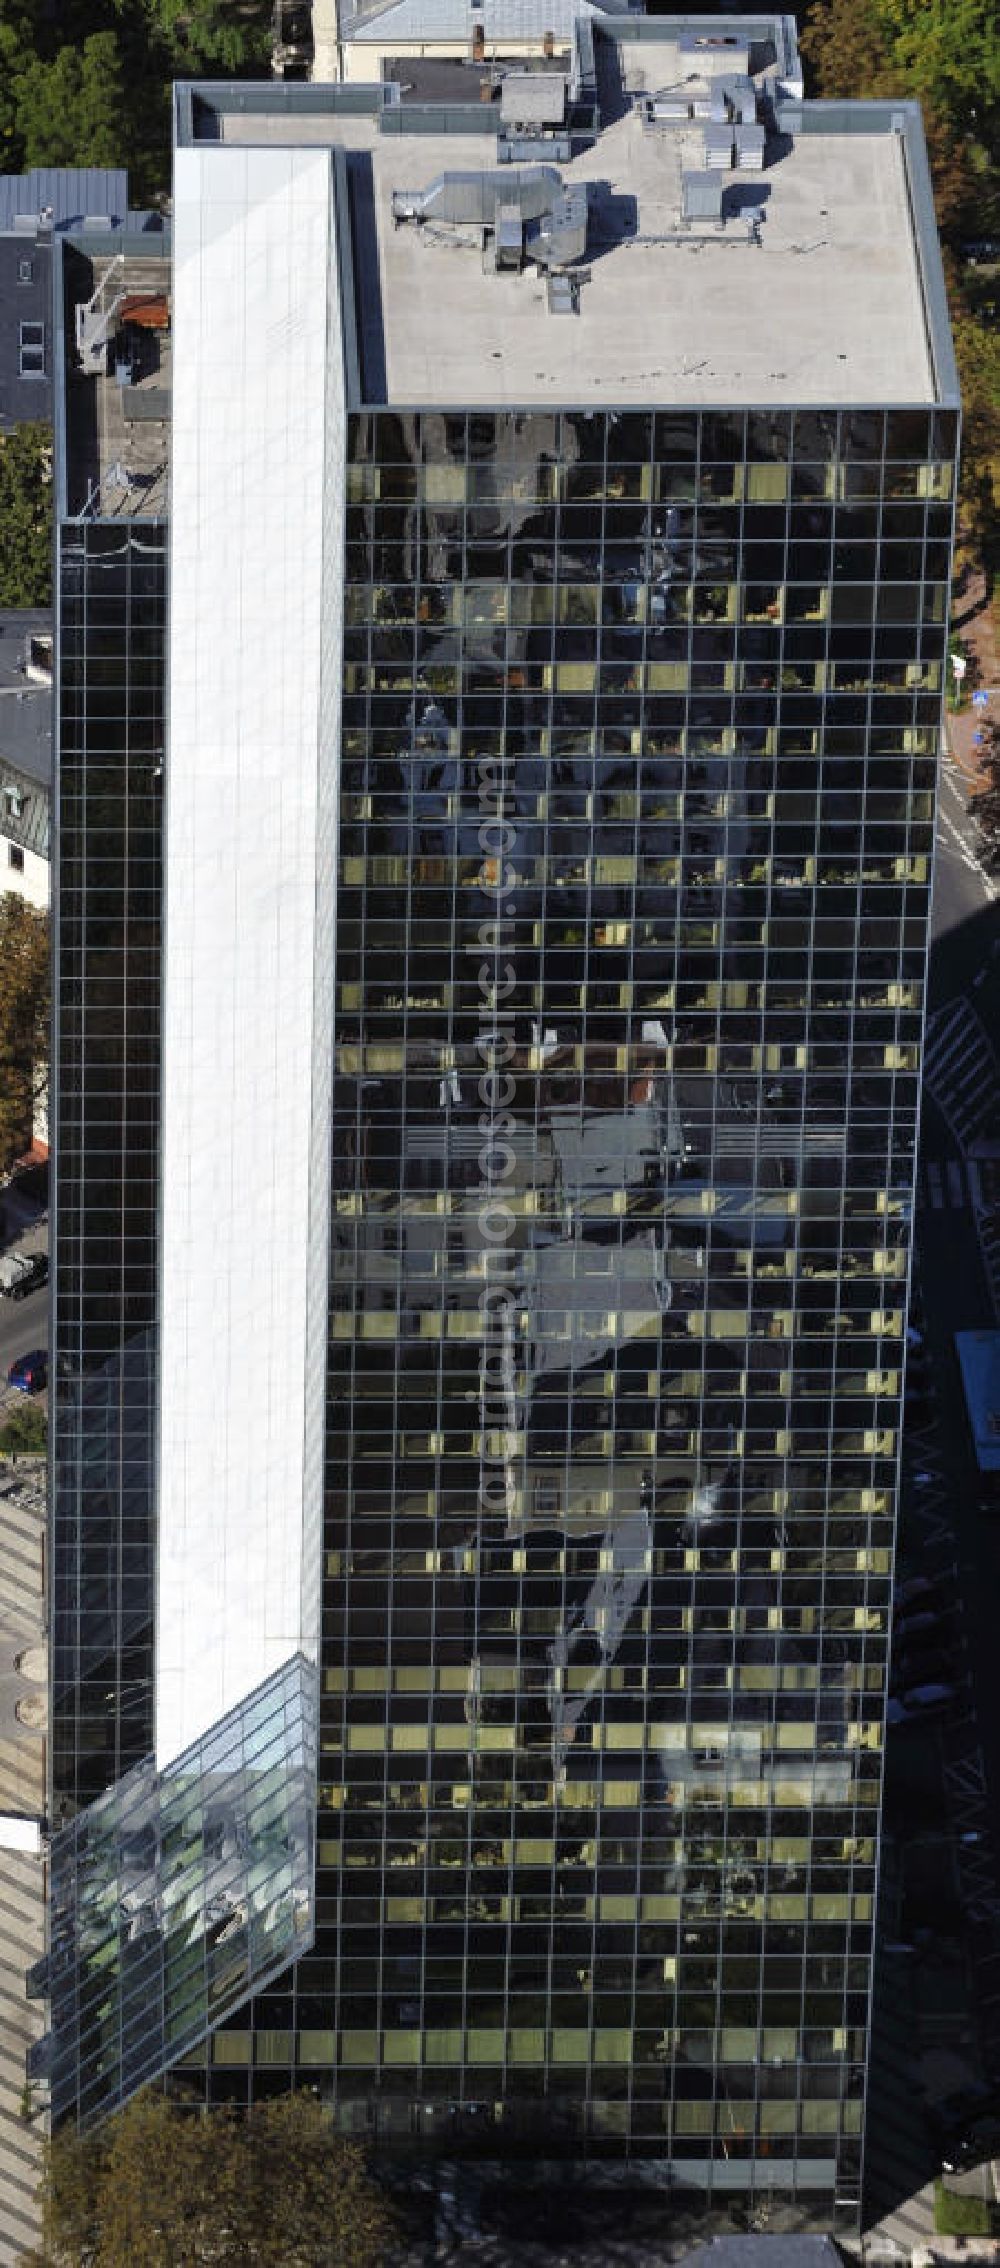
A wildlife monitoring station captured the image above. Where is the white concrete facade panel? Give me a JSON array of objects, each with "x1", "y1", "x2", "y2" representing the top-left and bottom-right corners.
[
  {"x1": 158, "y1": 144, "x2": 339, "y2": 1771},
  {"x1": 0, "y1": 837, "x2": 49, "y2": 910}
]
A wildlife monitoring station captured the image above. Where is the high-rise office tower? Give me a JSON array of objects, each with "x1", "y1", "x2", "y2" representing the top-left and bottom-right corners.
[{"x1": 37, "y1": 13, "x2": 958, "y2": 2238}]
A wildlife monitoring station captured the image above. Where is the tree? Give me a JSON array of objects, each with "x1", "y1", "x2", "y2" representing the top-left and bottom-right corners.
[
  {"x1": 109, "y1": 0, "x2": 270, "y2": 80},
  {"x1": 75, "y1": 32, "x2": 129, "y2": 169},
  {"x1": 875, "y1": 0, "x2": 1000, "y2": 133},
  {"x1": 145, "y1": 0, "x2": 265, "y2": 73},
  {"x1": 971, "y1": 719, "x2": 1000, "y2": 866},
  {"x1": 0, "y1": 1, "x2": 279, "y2": 199},
  {"x1": 800, "y1": 0, "x2": 978, "y2": 244},
  {"x1": 0, "y1": 425, "x2": 52, "y2": 608},
  {"x1": 802, "y1": 0, "x2": 1000, "y2": 137},
  {"x1": 12, "y1": 32, "x2": 127, "y2": 170},
  {"x1": 949, "y1": 290, "x2": 1000, "y2": 576},
  {"x1": 801, "y1": 0, "x2": 999, "y2": 578},
  {"x1": 32, "y1": 2090, "x2": 402, "y2": 2267},
  {"x1": 0, "y1": 21, "x2": 24, "y2": 167},
  {"x1": 0, "y1": 895, "x2": 48, "y2": 1180},
  {"x1": 242, "y1": 2093, "x2": 402, "y2": 2267},
  {"x1": 0, "y1": 1401, "x2": 47, "y2": 1453}
]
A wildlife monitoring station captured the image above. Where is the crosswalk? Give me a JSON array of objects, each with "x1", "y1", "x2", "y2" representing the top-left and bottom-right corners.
[
  {"x1": 923, "y1": 998, "x2": 1000, "y2": 1151},
  {"x1": 919, "y1": 1154, "x2": 1000, "y2": 1317},
  {"x1": 0, "y1": 1467, "x2": 46, "y2": 2267},
  {"x1": 919, "y1": 1155, "x2": 986, "y2": 1211}
]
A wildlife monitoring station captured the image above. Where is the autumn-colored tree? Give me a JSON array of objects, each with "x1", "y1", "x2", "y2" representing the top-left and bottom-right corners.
[
  {"x1": 801, "y1": 0, "x2": 1000, "y2": 141},
  {"x1": 947, "y1": 288, "x2": 1000, "y2": 574},
  {"x1": 31, "y1": 2090, "x2": 402, "y2": 2268},
  {"x1": 970, "y1": 718, "x2": 1000, "y2": 864},
  {"x1": 801, "y1": 0, "x2": 998, "y2": 575},
  {"x1": 0, "y1": 895, "x2": 48, "y2": 1179}
]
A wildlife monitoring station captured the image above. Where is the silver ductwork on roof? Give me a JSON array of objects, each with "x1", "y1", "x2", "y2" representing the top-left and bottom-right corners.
[
  {"x1": 392, "y1": 166, "x2": 587, "y2": 270},
  {"x1": 392, "y1": 165, "x2": 564, "y2": 228}
]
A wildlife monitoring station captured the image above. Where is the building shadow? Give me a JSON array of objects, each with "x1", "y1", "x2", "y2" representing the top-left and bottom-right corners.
[
  {"x1": 720, "y1": 181, "x2": 771, "y2": 225},
  {"x1": 347, "y1": 151, "x2": 387, "y2": 402},
  {"x1": 861, "y1": 874, "x2": 1000, "y2": 2231},
  {"x1": 583, "y1": 183, "x2": 639, "y2": 261}
]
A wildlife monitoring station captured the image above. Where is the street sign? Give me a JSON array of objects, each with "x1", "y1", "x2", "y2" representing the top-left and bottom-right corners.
[
  {"x1": 951, "y1": 652, "x2": 968, "y2": 680},
  {"x1": 973, "y1": 689, "x2": 990, "y2": 707}
]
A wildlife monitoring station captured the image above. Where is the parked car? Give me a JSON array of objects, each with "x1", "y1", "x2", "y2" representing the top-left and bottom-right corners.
[
  {"x1": 0, "y1": 1249, "x2": 47, "y2": 1301},
  {"x1": 7, "y1": 1351, "x2": 47, "y2": 1395},
  {"x1": 893, "y1": 1609, "x2": 949, "y2": 1648},
  {"x1": 940, "y1": 2113, "x2": 1000, "y2": 2173}
]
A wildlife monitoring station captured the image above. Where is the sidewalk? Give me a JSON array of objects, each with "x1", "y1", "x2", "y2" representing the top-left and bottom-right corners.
[{"x1": 948, "y1": 570, "x2": 999, "y2": 786}]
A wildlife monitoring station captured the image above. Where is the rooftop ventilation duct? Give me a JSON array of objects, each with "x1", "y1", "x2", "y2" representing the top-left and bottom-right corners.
[
  {"x1": 682, "y1": 170, "x2": 724, "y2": 224},
  {"x1": 393, "y1": 166, "x2": 564, "y2": 228},
  {"x1": 703, "y1": 124, "x2": 734, "y2": 170},
  {"x1": 392, "y1": 167, "x2": 587, "y2": 269},
  {"x1": 735, "y1": 123, "x2": 765, "y2": 170}
]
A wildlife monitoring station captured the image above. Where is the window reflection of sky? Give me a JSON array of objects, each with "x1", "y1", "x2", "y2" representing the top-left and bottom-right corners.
[{"x1": 36, "y1": 1654, "x2": 316, "y2": 2126}]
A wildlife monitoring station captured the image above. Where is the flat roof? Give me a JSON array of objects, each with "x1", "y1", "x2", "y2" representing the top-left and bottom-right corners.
[
  {"x1": 372, "y1": 109, "x2": 934, "y2": 405},
  {"x1": 0, "y1": 611, "x2": 52, "y2": 790},
  {"x1": 210, "y1": 110, "x2": 940, "y2": 408},
  {"x1": 217, "y1": 102, "x2": 934, "y2": 403},
  {"x1": 182, "y1": 7, "x2": 955, "y2": 409},
  {"x1": 59, "y1": 246, "x2": 171, "y2": 518}
]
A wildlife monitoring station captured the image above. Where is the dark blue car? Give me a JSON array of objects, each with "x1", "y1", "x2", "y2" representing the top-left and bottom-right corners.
[{"x1": 7, "y1": 1350, "x2": 47, "y2": 1394}]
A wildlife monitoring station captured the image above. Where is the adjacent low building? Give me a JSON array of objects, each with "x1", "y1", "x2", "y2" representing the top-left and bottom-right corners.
[
  {"x1": 0, "y1": 169, "x2": 128, "y2": 431},
  {"x1": 0, "y1": 610, "x2": 51, "y2": 912}
]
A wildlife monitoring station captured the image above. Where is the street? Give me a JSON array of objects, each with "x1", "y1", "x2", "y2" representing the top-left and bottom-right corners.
[
  {"x1": 862, "y1": 735, "x2": 1000, "y2": 2244},
  {"x1": 0, "y1": 1286, "x2": 47, "y2": 1403},
  {"x1": 918, "y1": 746, "x2": 1000, "y2": 2060}
]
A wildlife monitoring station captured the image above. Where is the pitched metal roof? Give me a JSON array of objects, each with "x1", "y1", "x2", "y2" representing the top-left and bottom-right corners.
[
  {"x1": 351, "y1": 0, "x2": 618, "y2": 40},
  {"x1": 0, "y1": 168, "x2": 129, "y2": 234},
  {"x1": 0, "y1": 612, "x2": 52, "y2": 791}
]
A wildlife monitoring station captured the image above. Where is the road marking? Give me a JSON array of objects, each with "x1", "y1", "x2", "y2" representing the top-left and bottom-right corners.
[{"x1": 937, "y1": 805, "x2": 995, "y2": 892}]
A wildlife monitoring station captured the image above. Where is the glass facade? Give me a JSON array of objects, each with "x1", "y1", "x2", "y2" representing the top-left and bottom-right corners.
[
  {"x1": 46, "y1": 387, "x2": 956, "y2": 2222},
  {"x1": 51, "y1": 521, "x2": 166, "y2": 1812},
  {"x1": 184, "y1": 403, "x2": 954, "y2": 2219},
  {"x1": 36, "y1": 1654, "x2": 317, "y2": 2126}
]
